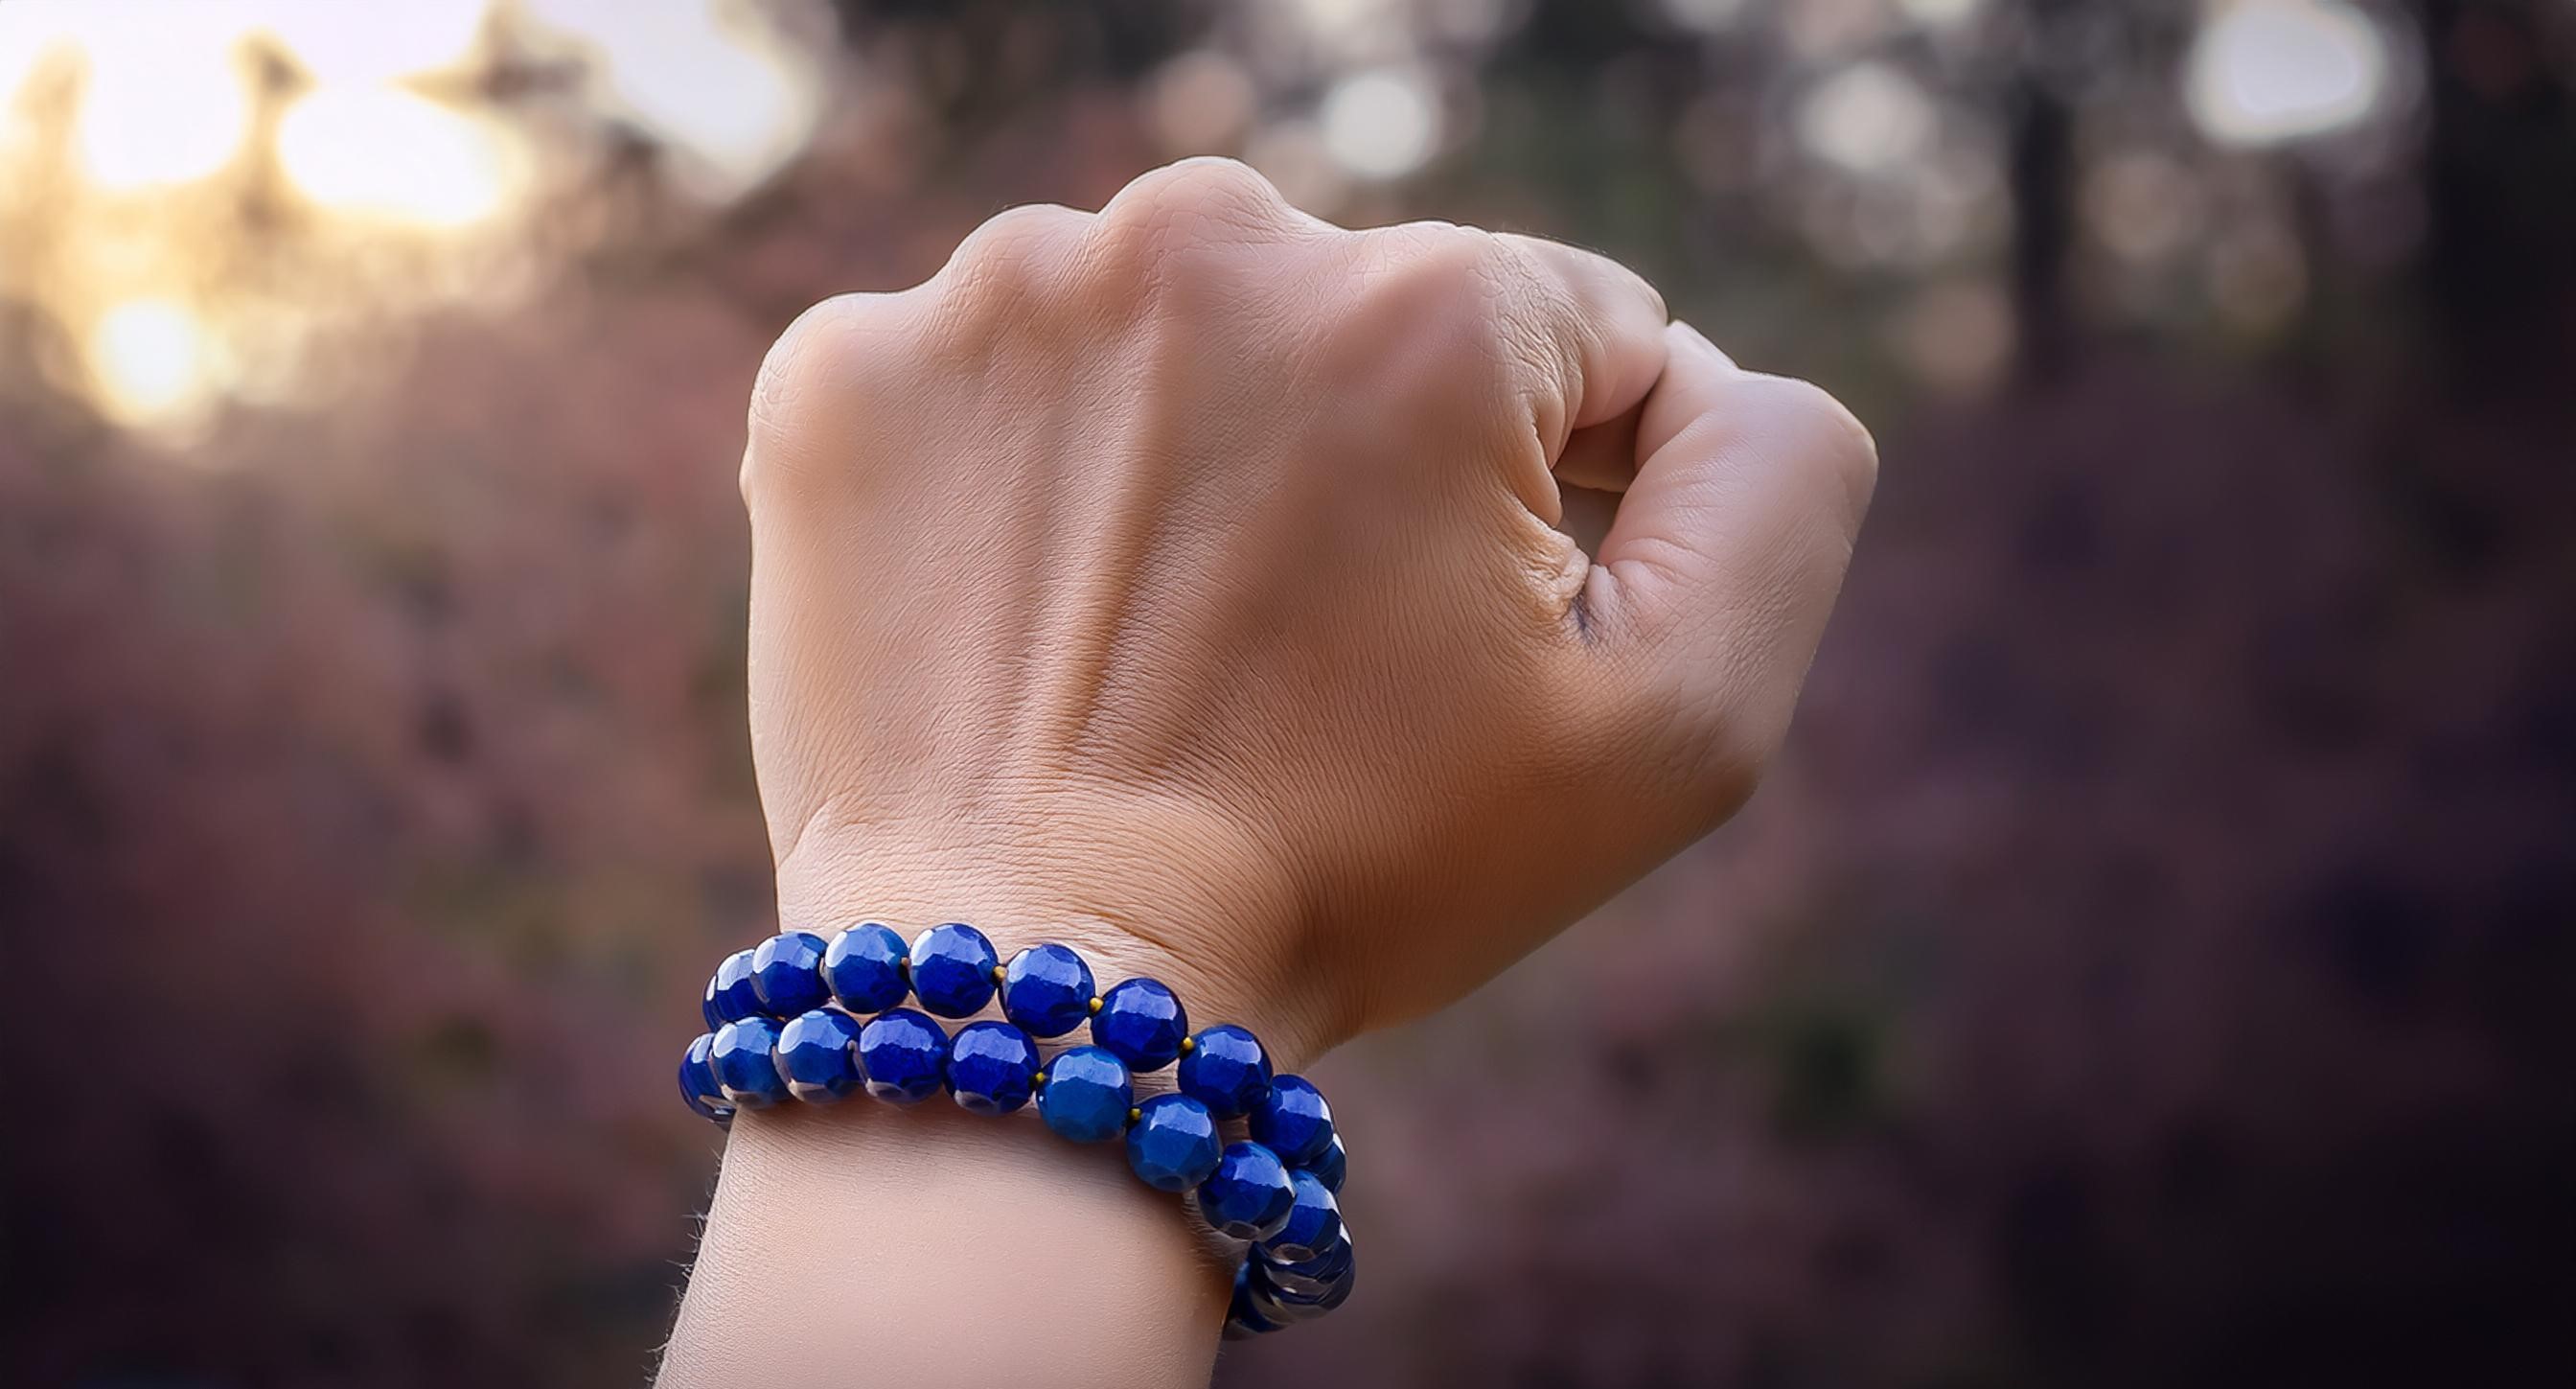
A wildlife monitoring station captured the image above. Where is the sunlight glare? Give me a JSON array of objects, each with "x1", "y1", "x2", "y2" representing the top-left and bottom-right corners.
[
  {"x1": 516, "y1": 0, "x2": 821, "y2": 198},
  {"x1": 72, "y1": 15, "x2": 253, "y2": 190},
  {"x1": 256, "y1": 0, "x2": 493, "y2": 86},
  {"x1": 276, "y1": 85, "x2": 524, "y2": 228}
]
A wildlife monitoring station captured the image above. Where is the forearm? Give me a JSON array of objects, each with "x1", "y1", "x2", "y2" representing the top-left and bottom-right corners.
[{"x1": 659, "y1": 1100, "x2": 1229, "y2": 1388}]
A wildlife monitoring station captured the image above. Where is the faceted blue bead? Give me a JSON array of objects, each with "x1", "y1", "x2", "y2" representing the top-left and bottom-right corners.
[
  {"x1": 705, "y1": 948, "x2": 761, "y2": 1026},
  {"x1": 710, "y1": 1017, "x2": 789, "y2": 1108},
  {"x1": 1250, "y1": 1074, "x2": 1334, "y2": 1166},
  {"x1": 946, "y1": 1020, "x2": 1039, "y2": 1115},
  {"x1": 774, "y1": 1008, "x2": 863, "y2": 1102},
  {"x1": 1124, "y1": 1093, "x2": 1221, "y2": 1192},
  {"x1": 749, "y1": 930, "x2": 832, "y2": 1017},
  {"x1": 908, "y1": 922, "x2": 999, "y2": 1017},
  {"x1": 1308, "y1": 1133, "x2": 1347, "y2": 1193},
  {"x1": 823, "y1": 922, "x2": 910, "y2": 1014},
  {"x1": 678, "y1": 1032, "x2": 733, "y2": 1124},
  {"x1": 1198, "y1": 1141, "x2": 1297, "y2": 1240},
  {"x1": 1254, "y1": 1228, "x2": 1353, "y2": 1298},
  {"x1": 1000, "y1": 943, "x2": 1095, "y2": 1038},
  {"x1": 1255, "y1": 1169, "x2": 1343, "y2": 1263},
  {"x1": 1224, "y1": 1262, "x2": 1284, "y2": 1339},
  {"x1": 1092, "y1": 978, "x2": 1188, "y2": 1072},
  {"x1": 857, "y1": 1007, "x2": 949, "y2": 1104},
  {"x1": 1176, "y1": 1023, "x2": 1272, "y2": 1118},
  {"x1": 1036, "y1": 1045, "x2": 1133, "y2": 1144}
]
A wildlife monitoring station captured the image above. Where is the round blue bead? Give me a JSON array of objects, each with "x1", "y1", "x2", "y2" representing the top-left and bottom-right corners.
[
  {"x1": 1199, "y1": 1141, "x2": 1298, "y2": 1240},
  {"x1": 908, "y1": 923, "x2": 999, "y2": 1017},
  {"x1": 1176, "y1": 1023, "x2": 1272, "y2": 1118},
  {"x1": 1000, "y1": 943, "x2": 1095, "y2": 1037},
  {"x1": 1225, "y1": 1262, "x2": 1284, "y2": 1339},
  {"x1": 1308, "y1": 1132, "x2": 1346, "y2": 1193},
  {"x1": 775, "y1": 1008, "x2": 863, "y2": 1102},
  {"x1": 705, "y1": 948, "x2": 761, "y2": 1026},
  {"x1": 1254, "y1": 1228, "x2": 1353, "y2": 1298},
  {"x1": 946, "y1": 1020, "x2": 1039, "y2": 1115},
  {"x1": 1255, "y1": 1169, "x2": 1343, "y2": 1263},
  {"x1": 823, "y1": 922, "x2": 910, "y2": 1014},
  {"x1": 1037, "y1": 1045, "x2": 1133, "y2": 1144},
  {"x1": 1124, "y1": 1093, "x2": 1221, "y2": 1192},
  {"x1": 857, "y1": 1007, "x2": 949, "y2": 1104},
  {"x1": 710, "y1": 1017, "x2": 789, "y2": 1108},
  {"x1": 1250, "y1": 1074, "x2": 1334, "y2": 1166},
  {"x1": 749, "y1": 930, "x2": 832, "y2": 1017},
  {"x1": 1092, "y1": 978, "x2": 1188, "y2": 1071},
  {"x1": 678, "y1": 1032, "x2": 733, "y2": 1124}
]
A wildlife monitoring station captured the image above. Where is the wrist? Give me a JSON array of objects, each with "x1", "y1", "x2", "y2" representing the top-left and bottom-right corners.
[{"x1": 768, "y1": 802, "x2": 1341, "y2": 1071}]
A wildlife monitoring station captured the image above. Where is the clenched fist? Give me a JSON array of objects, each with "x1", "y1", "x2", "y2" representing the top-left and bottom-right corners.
[{"x1": 739, "y1": 157, "x2": 1874, "y2": 1071}]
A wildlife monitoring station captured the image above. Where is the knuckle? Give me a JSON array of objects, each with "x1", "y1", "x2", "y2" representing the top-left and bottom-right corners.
[
  {"x1": 941, "y1": 202, "x2": 1084, "y2": 308},
  {"x1": 1097, "y1": 157, "x2": 1286, "y2": 262},
  {"x1": 742, "y1": 292, "x2": 905, "y2": 500},
  {"x1": 1758, "y1": 375, "x2": 1881, "y2": 520}
]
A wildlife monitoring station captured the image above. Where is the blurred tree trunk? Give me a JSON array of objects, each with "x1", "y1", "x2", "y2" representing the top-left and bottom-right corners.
[{"x1": 2415, "y1": 0, "x2": 2576, "y2": 389}]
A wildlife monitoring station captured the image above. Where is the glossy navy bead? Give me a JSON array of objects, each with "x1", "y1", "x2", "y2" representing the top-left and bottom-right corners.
[
  {"x1": 704, "y1": 948, "x2": 761, "y2": 1026},
  {"x1": 710, "y1": 1017, "x2": 789, "y2": 1108},
  {"x1": 1198, "y1": 1141, "x2": 1297, "y2": 1240},
  {"x1": 946, "y1": 1020, "x2": 1039, "y2": 1115},
  {"x1": 1250, "y1": 1074, "x2": 1334, "y2": 1165},
  {"x1": 1092, "y1": 978, "x2": 1188, "y2": 1071},
  {"x1": 908, "y1": 922, "x2": 999, "y2": 1017},
  {"x1": 1124, "y1": 1093, "x2": 1222, "y2": 1192},
  {"x1": 1255, "y1": 1169, "x2": 1343, "y2": 1263},
  {"x1": 1176, "y1": 1023, "x2": 1272, "y2": 1118},
  {"x1": 1254, "y1": 1228, "x2": 1353, "y2": 1298},
  {"x1": 1037, "y1": 1045, "x2": 1133, "y2": 1144},
  {"x1": 1224, "y1": 1262, "x2": 1284, "y2": 1339},
  {"x1": 823, "y1": 922, "x2": 910, "y2": 1014},
  {"x1": 1000, "y1": 943, "x2": 1095, "y2": 1037},
  {"x1": 858, "y1": 1007, "x2": 949, "y2": 1104},
  {"x1": 749, "y1": 930, "x2": 832, "y2": 1017},
  {"x1": 678, "y1": 1032, "x2": 733, "y2": 1124},
  {"x1": 1308, "y1": 1133, "x2": 1347, "y2": 1193},
  {"x1": 774, "y1": 1008, "x2": 863, "y2": 1102}
]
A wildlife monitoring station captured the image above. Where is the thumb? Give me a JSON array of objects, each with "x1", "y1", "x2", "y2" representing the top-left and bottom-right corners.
[{"x1": 1588, "y1": 320, "x2": 1878, "y2": 782}]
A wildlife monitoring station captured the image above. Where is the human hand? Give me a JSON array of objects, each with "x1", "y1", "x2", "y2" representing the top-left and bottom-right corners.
[{"x1": 739, "y1": 157, "x2": 1875, "y2": 1070}]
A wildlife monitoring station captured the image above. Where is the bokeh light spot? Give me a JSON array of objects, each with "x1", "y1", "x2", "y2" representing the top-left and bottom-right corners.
[
  {"x1": 72, "y1": 17, "x2": 252, "y2": 190},
  {"x1": 88, "y1": 298, "x2": 213, "y2": 423},
  {"x1": 1797, "y1": 61, "x2": 1937, "y2": 176},
  {"x1": 2187, "y1": 0, "x2": 2388, "y2": 147},
  {"x1": 1320, "y1": 66, "x2": 1440, "y2": 180}
]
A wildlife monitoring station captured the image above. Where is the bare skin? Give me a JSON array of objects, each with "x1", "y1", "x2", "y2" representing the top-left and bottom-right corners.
[{"x1": 658, "y1": 158, "x2": 1875, "y2": 1387}]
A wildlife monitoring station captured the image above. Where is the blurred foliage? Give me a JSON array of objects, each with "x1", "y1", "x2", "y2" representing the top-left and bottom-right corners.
[{"x1": 2, "y1": 1, "x2": 2571, "y2": 1386}]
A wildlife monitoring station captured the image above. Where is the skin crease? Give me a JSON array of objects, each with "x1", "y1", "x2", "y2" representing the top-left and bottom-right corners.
[{"x1": 658, "y1": 159, "x2": 1875, "y2": 1387}]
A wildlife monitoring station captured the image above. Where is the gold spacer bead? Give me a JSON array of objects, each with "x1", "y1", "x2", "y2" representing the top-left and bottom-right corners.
[
  {"x1": 1179, "y1": 1035, "x2": 1197, "y2": 1054},
  {"x1": 1087, "y1": 996, "x2": 1105, "y2": 1015},
  {"x1": 1127, "y1": 1107, "x2": 1143, "y2": 1124},
  {"x1": 1032, "y1": 1072, "x2": 1046, "y2": 1087},
  {"x1": 991, "y1": 964, "x2": 1007, "y2": 984}
]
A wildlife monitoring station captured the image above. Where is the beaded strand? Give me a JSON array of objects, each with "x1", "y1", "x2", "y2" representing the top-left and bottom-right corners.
[{"x1": 679, "y1": 922, "x2": 1352, "y2": 1338}]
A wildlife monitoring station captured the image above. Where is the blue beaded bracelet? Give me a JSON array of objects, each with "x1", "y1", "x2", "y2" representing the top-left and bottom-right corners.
[{"x1": 678, "y1": 922, "x2": 1352, "y2": 1338}]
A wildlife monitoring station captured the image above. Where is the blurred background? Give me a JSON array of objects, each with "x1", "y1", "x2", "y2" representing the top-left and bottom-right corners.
[{"x1": 1, "y1": 0, "x2": 2568, "y2": 1385}]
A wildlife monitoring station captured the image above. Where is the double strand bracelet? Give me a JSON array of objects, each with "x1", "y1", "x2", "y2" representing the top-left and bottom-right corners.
[{"x1": 677, "y1": 922, "x2": 1353, "y2": 1338}]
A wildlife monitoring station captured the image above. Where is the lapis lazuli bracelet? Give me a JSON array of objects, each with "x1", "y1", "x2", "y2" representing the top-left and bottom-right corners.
[{"x1": 678, "y1": 922, "x2": 1353, "y2": 1338}]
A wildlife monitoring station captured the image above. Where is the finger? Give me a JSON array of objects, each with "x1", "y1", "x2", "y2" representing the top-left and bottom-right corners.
[
  {"x1": 1552, "y1": 399, "x2": 1644, "y2": 493},
  {"x1": 1590, "y1": 320, "x2": 1878, "y2": 754},
  {"x1": 1491, "y1": 232, "x2": 1671, "y2": 452}
]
